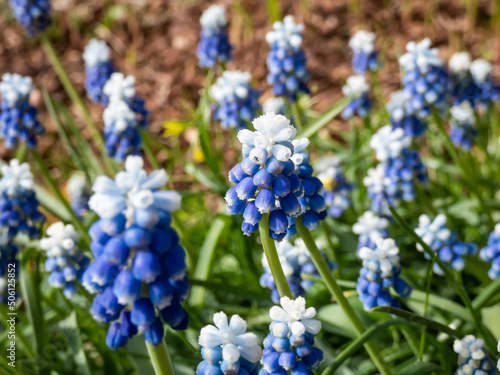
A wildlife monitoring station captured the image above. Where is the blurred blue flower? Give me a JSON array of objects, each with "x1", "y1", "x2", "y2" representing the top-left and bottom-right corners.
[
  {"x1": 399, "y1": 39, "x2": 450, "y2": 118},
  {"x1": 357, "y1": 238, "x2": 412, "y2": 311},
  {"x1": 263, "y1": 97, "x2": 286, "y2": 116},
  {"x1": 261, "y1": 296, "x2": 323, "y2": 374},
  {"x1": 386, "y1": 90, "x2": 427, "y2": 137},
  {"x1": 352, "y1": 211, "x2": 389, "y2": 252},
  {"x1": 363, "y1": 165, "x2": 398, "y2": 216},
  {"x1": 210, "y1": 71, "x2": 261, "y2": 130},
  {"x1": 0, "y1": 238, "x2": 19, "y2": 304},
  {"x1": 470, "y1": 59, "x2": 500, "y2": 107},
  {"x1": 41, "y1": 223, "x2": 90, "y2": 299},
  {"x1": 480, "y1": 224, "x2": 500, "y2": 279},
  {"x1": 349, "y1": 31, "x2": 379, "y2": 74},
  {"x1": 449, "y1": 52, "x2": 477, "y2": 105},
  {"x1": 197, "y1": 5, "x2": 232, "y2": 68},
  {"x1": 67, "y1": 173, "x2": 91, "y2": 218},
  {"x1": 0, "y1": 73, "x2": 45, "y2": 149},
  {"x1": 0, "y1": 159, "x2": 45, "y2": 241},
  {"x1": 449, "y1": 101, "x2": 477, "y2": 151},
  {"x1": 8, "y1": 0, "x2": 51, "y2": 36},
  {"x1": 454, "y1": 335, "x2": 496, "y2": 375},
  {"x1": 82, "y1": 156, "x2": 189, "y2": 349},
  {"x1": 341, "y1": 75, "x2": 372, "y2": 119},
  {"x1": 83, "y1": 39, "x2": 116, "y2": 105},
  {"x1": 315, "y1": 156, "x2": 352, "y2": 218},
  {"x1": 266, "y1": 16, "x2": 310, "y2": 102},
  {"x1": 197, "y1": 312, "x2": 262, "y2": 375},
  {"x1": 415, "y1": 214, "x2": 477, "y2": 275}
]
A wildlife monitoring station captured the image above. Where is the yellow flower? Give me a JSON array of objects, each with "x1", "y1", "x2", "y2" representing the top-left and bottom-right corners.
[{"x1": 163, "y1": 121, "x2": 188, "y2": 137}]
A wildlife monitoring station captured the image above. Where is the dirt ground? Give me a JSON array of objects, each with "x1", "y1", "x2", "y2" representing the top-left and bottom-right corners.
[{"x1": 0, "y1": 0, "x2": 499, "y2": 158}]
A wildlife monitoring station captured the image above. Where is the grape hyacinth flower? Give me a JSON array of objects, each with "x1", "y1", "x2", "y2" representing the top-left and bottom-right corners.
[
  {"x1": 470, "y1": 59, "x2": 500, "y2": 107},
  {"x1": 415, "y1": 214, "x2": 477, "y2": 275},
  {"x1": 40, "y1": 223, "x2": 90, "y2": 298},
  {"x1": 363, "y1": 164, "x2": 395, "y2": 216},
  {"x1": 479, "y1": 224, "x2": 500, "y2": 279},
  {"x1": 357, "y1": 237, "x2": 412, "y2": 311},
  {"x1": 8, "y1": 0, "x2": 51, "y2": 36},
  {"x1": 263, "y1": 97, "x2": 286, "y2": 116},
  {"x1": 399, "y1": 38, "x2": 450, "y2": 118},
  {"x1": 386, "y1": 90, "x2": 427, "y2": 137},
  {"x1": 352, "y1": 211, "x2": 389, "y2": 251},
  {"x1": 82, "y1": 156, "x2": 189, "y2": 349},
  {"x1": 370, "y1": 125, "x2": 427, "y2": 203},
  {"x1": 266, "y1": 16, "x2": 310, "y2": 102},
  {"x1": 226, "y1": 113, "x2": 303, "y2": 241},
  {"x1": 454, "y1": 335, "x2": 496, "y2": 375},
  {"x1": 349, "y1": 30, "x2": 379, "y2": 74},
  {"x1": 260, "y1": 239, "x2": 334, "y2": 303},
  {"x1": 449, "y1": 52, "x2": 477, "y2": 105},
  {"x1": 67, "y1": 173, "x2": 91, "y2": 218},
  {"x1": 0, "y1": 73, "x2": 45, "y2": 149},
  {"x1": 261, "y1": 296, "x2": 323, "y2": 374},
  {"x1": 83, "y1": 39, "x2": 116, "y2": 105},
  {"x1": 449, "y1": 101, "x2": 477, "y2": 151},
  {"x1": 197, "y1": 312, "x2": 262, "y2": 374},
  {"x1": 341, "y1": 75, "x2": 372, "y2": 119},
  {"x1": 315, "y1": 156, "x2": 352, "y2": 218},
  {"x1": 0, "y1": 159, "x2": 45, "y2": 241},
  {"x1": 0, "y1": 238, "x2": 19, "y2": 304},
  {"x1": 210, "y1": 71, "x2": 262, "y2": 130},
  {"x1": 197, "y1": 5, "x2": 232, "y2": 69}
]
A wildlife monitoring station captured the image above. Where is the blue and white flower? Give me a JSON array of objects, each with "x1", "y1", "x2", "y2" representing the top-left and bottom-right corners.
[
  {"x1": 315, "y1": 156, "x2": 352, "y2": 218},
  {"x1": 454, "y1": 335, "x2": 496, "y2": 375},
  {"x1": 210, "y1": 71, "x2": 261, "y2": 130},
  {"x1": 197, "y1": 312, "x2": 262, "y2": 375},
  {"x1": 266, "y1": 16, "x2": 310, "y2": 101},
  {"x1": 197, "y1": 5, "x2": 232, "y2": 68},
  {"x1": 357, "y1": 237, "x2": 412, "y2": 311},
  {"x1": 83, "y1": 39, "x2": 116, "y2": 104},
  {"x1": 67, "y1": 173, "x2": 91, "y2": 218},
  {"x1": 399, "y1": 38, "x2": 450, "y2": 117},
  {"x1": 353, "y1": 211, "x2": 389, "y2": 251},
  {"x1": 480, "y1": 224, "x2": 500, "y2": 279},
  {"x1": 449, "y1": 101, "x2": 477, "y2": 151},
  {"x1": 40, "y1": 222, "x2": 90, "y2": 298},
  {"x1": 8, "y1": 0, "x2": 51, "y2": 36},
  {"x1": 349, "y1": 30, "x2": 379, "y2": 74},
  {"x1": 415, "y1": 214, "x2": 477, "y2": 275},
  {"x1": 0, "y1": 73, "x2": 45, "y2": 149},
  {"x1": 341, "y1": 75, "x2": 372, "y2": 119},
  {"x1": 82, "y1": 156, "x2": 189, "y2": 349},
  {"x1": 363, "y1": 164, "x2": 395, "y2": 216},
  {"x1": 263, "y1": 97, "x2": 286, "y2": 116},
  {"x1": 261, "y1": 296, "x2": 323, "y2": 374},
  {"x1": 449, "y1": 52, "x2": 477, "y2": 105},
  {"x1": 386, "y1": 90, "x2": 427, "y2": 137},
  {"x1": 470, "y1": 59, "x2": 500, "y2": 106}
]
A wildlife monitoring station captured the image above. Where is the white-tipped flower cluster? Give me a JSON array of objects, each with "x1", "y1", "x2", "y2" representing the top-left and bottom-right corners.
[
  {"x1": 0, "y1": 159, "x2": 34, "y2": 194},
  {"x1": 342, "y1": 75, "x2": 370, "y2": 97},
  {"x1": 454, "y1": 335, "x2": 496, "y2": 374},
  {"x1": 386, "y1": 91, "x2": 409, "y2": 123},
  {"x1": 358, "y1": 237, "x2": 400, "y2": 274},
  {"x1": 83, "y1": 38, "x2": 111, "y2": 67},
  {"x1": 265, "y1": 15, "x2": 304, "y2": 50},
  {"x1": 263, "y1": 97, "x2": 286, "y2": 115},
  {"x1": 270, "y1": 296, "x2": 321, "y2": 336},
  {"x1": 349, "y1": 30, "x2": 376, "y2": 53},
  {"x1": 103, "y1": 100, "x2": 137, "y2": 133},
  {"x1": 449, "y1": 52, "x2": 472, "y2": 74},
  {"x1": 353, "y1": 211, "x2": 389, "y2": 241},
  {"x1": 237, "y1": 113, "x2": 298, "y2": 165},
  {"x1": 415, "y1": 214, "x2": 451, "y2": 251},
  {"x1": 103, "y1": 72, "x2": 136, "y2": 102},
  {"x1": 363, "y1": 164, "x2": 391, "y2": 194},
  {"x1": 370, "y1": 125, "x2": 411, "y2": 162},
  {"x1": 200, "y1": 4, "x2": 227, "y2": 30},
  {"x1": 210, "y1": 71, "x2": 252, "y2": 102},
  {"x1": 40, "y1": 222, "x2": 79, "y2": 259},
  {"x1": 0, "y1": 73, "x2": 33, "y2": 107},
  {"x1": 399, "y1": 38, "x2": 444, "y2": 73},
  {"x1": 450, "y1": 101, "x2": 476, "y2": 125},
  {"x1": 470, "y1": 59, "x2": 492, "y2": 84}
]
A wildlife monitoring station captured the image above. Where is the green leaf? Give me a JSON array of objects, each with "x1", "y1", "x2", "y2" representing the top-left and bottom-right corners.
[
  {"x1": 407, "y1": 289, "x2": 472, "y2": 322},
  {"x1": 395, "y1": 361, "x2": 446, "y2": 374},
  {"x1": 58, "y1": 311, "x2": 92, "y2": 375},
  {"x1": 34, "y1": 185, "x2": 72, "y2": 222},
  {"x1": 371, "y1": 306, "x2": 464, "y2": 339},
  {"x1": 298, "y1": 95, "x2": 353, "y2": 139},
  {"x1": 472, "y1": 277, "x2": 500, "y2": 309}
]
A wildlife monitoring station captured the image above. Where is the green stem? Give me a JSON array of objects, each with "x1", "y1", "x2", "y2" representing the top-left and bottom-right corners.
[
  {"x1": 290, "y1": 101, "x2": 304, "y2": 131},
  {"x1": 258, "y1": 213, "x2": 292, "y2": 298},
  {"x1": 146, "y1": 340, "x2": 175, "y2": 375},
  {"x1": 321, "y1": 220, "x2": 339, "y2": 276},
  {"x1": 419, "y1": 253, "x2": 436, "y2": 360},
  {"x1": 31, "y1": 149, "x2": 91, "y2": 245},
  {"x1": 295, "y1": 217, "x2": 391, "y2": 375},
  {"x1": 140, "y1": 129, "x2": 161, "y2": 170}
]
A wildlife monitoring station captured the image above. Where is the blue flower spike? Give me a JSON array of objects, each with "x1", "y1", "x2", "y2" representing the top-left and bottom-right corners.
[
  {"x1": 40, "y1": 222, "x2": 90, "y2": 298},
  {"x1": 415, "y1": 214, "x2": 477, "y2": 275},
  {"x1": 453, "y1": 335, "x2": 496, "y2": 375},
  {"x1": 480, "y1": 224, "x2": 500, "y2": 279},
  {"x1": 352, "y1": 211, "x2": 389, "y2": 252},
  {"x1": 67, "y1": 173, "x2": 91, "y2": 218},
  {"x1": 315, "y1": 156, "x2": 352, "y2": 218},
  {"x1": 266, "y1": 16, "x2": 310, "y2": 102},
  {"x1": 449, "y1": 52, "x2": 477, "y2": 105},
  {"x1": 83, "y1": 39, "x2": 116, "y2": 105},
  {"x1": 262, "y1": 296, "x2": 323, "y2": 374},
  {"x1": 197, "y1": 312, "x2": 262, "y2": 375},
  {"x1": 210, "y1": 71, "x2": 261, "y2": 130},
  {"x1": 386, "y1": 90, "x2": 427, "y2": 137},
  {"x1": 197, "y1": 5, "x2": 232, "y2": 69},
  {"x1": 363, "y1": 164, "x2": 394, "y2": 216},
  {"x1": 470, "y1": 59, "x2": 500, "y2": 107},
  {"x1": 82, "y1": 156, "x2": 189, "y2": 349},
  {"x1": 8, "y1": 0, "x2": 51, "y2": 36},
  {"x1": 341, "y1": 75, "x2": 372, "y2": 119},
  {"x1": 357, "y1": 237, "x2": 412, "y2": 311},
  {"x1": 0, "y1": 73, "x2": 45, "y2": 149},
  {"x1": 349, "y1": 30, "x2": 379, "y2": 74},
  {"x1": 449, "y1": 101, "x2": 477, "y2": 151}
]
